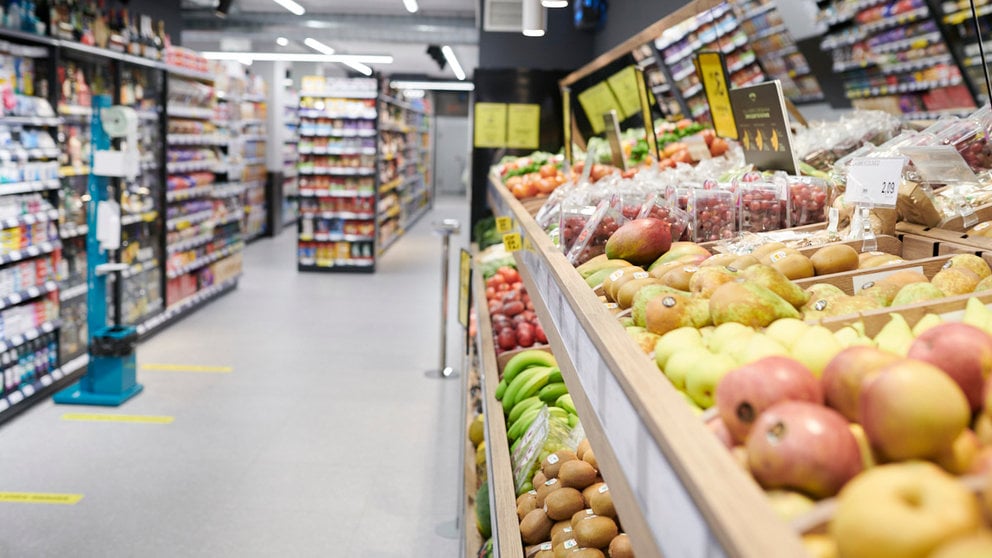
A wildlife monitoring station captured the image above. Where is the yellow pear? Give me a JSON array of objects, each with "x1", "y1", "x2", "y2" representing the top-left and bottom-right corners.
[
  {"x1": 790, "y1": 325, "x2": 843, "y2": 377},
  {"x1": 873, "y1": 313, "x2": 915, "y2": 356}
]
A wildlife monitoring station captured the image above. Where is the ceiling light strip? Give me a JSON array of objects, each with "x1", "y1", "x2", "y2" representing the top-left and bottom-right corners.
[
  {"x1": 441, "y1": 45, "x2": 466, "y2": 80},
  {"x1": 202, "y1": 52, "x2": 394, "y2": 64},
  {"x1": 271, "y1": 0, "x2": 306, "y2": 16},
  {"x1": 403, "y1": 0, "x2": 419, "y2": 13},
  {"x1": 391, "y1": 80, "x2": 475, "y2": 91}
]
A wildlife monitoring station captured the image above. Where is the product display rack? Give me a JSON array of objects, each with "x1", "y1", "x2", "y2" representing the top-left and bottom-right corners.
[
  {"x1": 282, "y1": 91, "x2": 300, "y2": 228},
  {"x1": 377, "y1": 94, "x2": 433, "y2": 255},
  {"x1": 938, "y1": 0, "x2": 992, "y2": 103},
  {"x1": 817, "y1": 0, "x2": 978, "y2": 117},
  {"x1": 730, "y1": 0, "x2": 825, "y2": 103},
  {"x1": 224, "y1": 82, "x2": 268, "y2": 243},
  {"x1": 296, "y1": 76, "x2": 379, "y2": 272}
]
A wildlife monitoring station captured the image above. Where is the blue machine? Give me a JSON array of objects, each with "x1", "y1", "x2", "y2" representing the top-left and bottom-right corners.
[{"x1": 54, "y1": 95, "x2": 143, "y2": 406}]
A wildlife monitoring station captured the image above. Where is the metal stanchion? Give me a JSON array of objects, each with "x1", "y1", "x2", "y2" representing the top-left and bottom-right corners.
[{"x1": 426, "y1": 218, "x2": 461, "y2": 379}]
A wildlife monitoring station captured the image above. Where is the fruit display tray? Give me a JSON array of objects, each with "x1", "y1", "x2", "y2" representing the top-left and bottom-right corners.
[{"x1": 487, "y1": 177, "x2": 809, "y2": 558}]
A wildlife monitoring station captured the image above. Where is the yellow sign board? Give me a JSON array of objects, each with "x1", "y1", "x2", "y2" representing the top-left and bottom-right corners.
[
  {"x1": 474, "y1": 103, "x2": 508, "y2": 148},
  {"x1": 562, "y1": 87, "x2": 573, "y2": 165},
  {"x1": 577, "y1": 82, "x2": 623, "y2": 134},
  {"x1": 62, "y1": 413, "x2": 175, "y2": 424},
  {"x1": 458, "y1": 250, "x2": 471, "y2": 329},
  {"x1": 506, "y1": 104, "x2": 541, "y2": 149},
  {"x1": 697, "y1": 52, "x2": 738, "y2": 139},
  {"x1": 0, "y1": 492, "x2": 83, "y2": 505},
  {"x1": 607, "y1": 66, "x2": 642, "y2": 121},
  {"x1": 503, "y1": 233, "x2": 523, "y2": 252},
  {"x1": 495, "y1": 216, "x2": 514, "y2": 233},
  {"x1": 635, "y1": 68, "x2": 659, "y2": 162}
]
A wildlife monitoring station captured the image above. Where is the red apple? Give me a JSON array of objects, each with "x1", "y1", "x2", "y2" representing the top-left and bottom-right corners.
[
  {"x1": 908, "y1": 323, "x2": 992, "y2": 412},
  {"x1": 861, "y1": 359, "x2": 971, "y2": 462},
  {"x1": 715, "y1": 356, "x2": 823, "y2": 444},
  {"x1": 706, "y1": 416, "x2": 734, "y2": 449},
  {"x1": 746, "y1": 401, "x2": 863, "y2": 499},
  {"x1": 821, "y1": 346, "x2": 901, "y2": 422}
]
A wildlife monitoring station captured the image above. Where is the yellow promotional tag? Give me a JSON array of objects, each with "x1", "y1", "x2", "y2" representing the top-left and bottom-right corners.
[
  {"x1": 697, "y1": 51, "x2": 738, "y2": 139},
  {"x1": 0, "y1": 492, "x2": 83, "y2": 505},
  {"x1": 495, "y1": 216, "x2": 514, "y2": 234},
  {"x1": 503, "y1": 233, "x2": 523, "y2": 252}
]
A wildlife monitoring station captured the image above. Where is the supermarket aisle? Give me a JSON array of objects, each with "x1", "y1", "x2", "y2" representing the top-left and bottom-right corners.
[{"x1": 0, "y1": 197, "x2": 469, "y2": 557}]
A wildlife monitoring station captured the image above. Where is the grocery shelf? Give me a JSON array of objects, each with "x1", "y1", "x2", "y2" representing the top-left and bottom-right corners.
[
  {"x1": 167, "y1": 160, "x2": 217, "y2": 174},
  {"x1": 166, "y1": 185, "x2": 214, "y2": 202},
  {"x1": 59, "y1": 222, "x2": 88, "y2": 239},
  {"x1": 298, "y1": 232, "x2": 374, "y2": 242},
  {"x1": 379, "y1": 95, "x2": 425, "y2": 114},
  {"x1": 121, "y1": 210, "x2": 159, "y2": 227},
  {"x1": 169, "y1": 232, "x2": 215, "y2": 255},
  {"x1": 0, "y1": 281, "x2": 58, "y2": 313},
  {"x1": 486, "y1": 177, "x2": 808, "y2": 558},
  {"x1": 0, "y1": 240, "x2": 60, "y2": 267},
  {"x1": 214, "y1": 210, "x2": 245, "y2": 226},
  {"x1": 297, "y1": 261, "x2": 375, "y2": 272},
  {"x1": 298, "y1": 167, "x2": 375, "y2": 176},
  {"x1": 166, "y1": 243, "x2": 244, "y2": 279},
  {"x1": 300, "y1": 128, "x2": 377, "y2": 138},
  {"x1": 167, "y1": 210, "x2": 214, "y2": 231},
  {"x1": 300, "y1": 146, "x2": 377, "y2": 156},
  {"x1": 0, "y1": 320, "x2": 60, "y2": 354},
  {"x1": 0, "y1": 115, "x2": 62, "y2": 126},
  {"x1": 298, "y1": 189, "x2": 375, "y2": 199},
  {"x1": 298, "y1": 90, "x2": 377, "y2": 99},
  {"x1": 300, "y1": 211, "x2": 374, "y2": 220},
  {"x1": 871, "y1": 31, "x2": 942, "y2": 55},
  {"x1": 213, "y1": 183, "x2": 248, "y2": 199},
  {"x1": 58, "y1": 104, "x2": 93, "y2": 117},
  {"x1": 0, "y1": 208, "x2": 58, "y2": 229},
  {"x1": 59, "y1": 165, "x2": 90, "y2": 177},
  {"x1": 139, "y1": 276, "x2": 240, "y2": 338},
  {"x1": 0, "y1": 354, "x2": 88, "y2": 427},
  {"x1": 167, "y1": 134, "x2": 228, "y2": 146},
  {"x1": 740, "y1": 1, "x2": 774, "y2": 20},
  {"x1": 166, "y1": 104, "x2": 214, "y2": 120},
  {"x1": 58, "y1": 282, "x2": 87, "y2": 302},
  {"x1": 299, "y1": 109, "x2": 377, "y2": 120}
]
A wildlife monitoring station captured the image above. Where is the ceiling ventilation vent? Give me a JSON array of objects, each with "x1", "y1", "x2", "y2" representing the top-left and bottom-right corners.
[{"x1": 484, "y1": 0, "x2": 523, "y2": 32}]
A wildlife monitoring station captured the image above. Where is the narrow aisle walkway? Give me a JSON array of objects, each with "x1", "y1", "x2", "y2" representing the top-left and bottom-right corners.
[{"x1": 0, "y1": 197, "x2": 469, "y2": 557}]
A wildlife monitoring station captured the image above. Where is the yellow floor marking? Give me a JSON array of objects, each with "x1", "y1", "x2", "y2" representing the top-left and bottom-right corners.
[
  {"x1": 0, "y1": 492, "x2": 83, "y2": 504},
  {"x1": 141, "y1": 363, "x2": 233, "y2": 373},
  {"x1": 61, "y1": 413, "x2": 174, "y2": 424}
]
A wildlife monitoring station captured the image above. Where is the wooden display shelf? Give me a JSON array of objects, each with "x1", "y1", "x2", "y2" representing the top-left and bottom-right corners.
[{"x1": 488, "y1": 177, "x2": 808, "y2": 558}]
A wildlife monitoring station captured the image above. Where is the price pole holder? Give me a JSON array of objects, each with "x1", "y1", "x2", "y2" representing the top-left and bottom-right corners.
[
  {"x1": 604, "y1": 110, "x2": 627, "y2": 171},
  {"x1": 845, "y1": 157, "x2": 905, "y2": 252},
  {"x1": 634, "y1": 68, "x2": 659, "y2": 164},
  {"x1": 562, "y1": 86, "x2": 573, "y2": 174}
]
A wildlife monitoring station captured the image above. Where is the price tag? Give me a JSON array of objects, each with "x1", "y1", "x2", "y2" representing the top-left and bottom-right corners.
[
  {"x1": 901, "y1": 146, "x2": 979, "y2": 185},
  {"x1": 845, "y1": 157, "x2": 905, "y2": 208},
  {"x1": 495, "y1": 216, "x2": 514, "y2": 234},
  {"x1": 503, "y1": 233, "x2": 523, "y2": 252}
]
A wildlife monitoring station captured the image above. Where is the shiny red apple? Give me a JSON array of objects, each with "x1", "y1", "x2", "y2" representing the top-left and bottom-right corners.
[
  {"x1": 821, "y1": 346, "x2": 900, "y2": 422},
  {"x1": 908, "y1": 323, "x2": 992, "y2": 412}
]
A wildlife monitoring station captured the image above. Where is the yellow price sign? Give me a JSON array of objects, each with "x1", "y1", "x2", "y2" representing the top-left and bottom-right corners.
[
  {"x1": 697, "y1": 51, "x2": 738, "y2": 139},
  {"x1": 458, "y1": 249, "x2": 471, "y2": 328},
  {"x1": 495, "y1": 216, "x2": 514, "y2": 233},
  {"x1": 503, "y1": 233, "x2": 523, "y2": 252},
  {"x1": 474, "y1": 103, "x2": 508, "y2": 148},
  {"x1": 606, "y1": 66, "x2": 642, "y2": 120}
]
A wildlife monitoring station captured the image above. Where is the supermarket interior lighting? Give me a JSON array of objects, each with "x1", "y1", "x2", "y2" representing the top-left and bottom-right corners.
[
  {"x1": 271, "y1": 0, "x2": 306, "y2": 16},
  {"x1": 343, "y1": 61, "x2": 374, "y2": 76},
  {"x1": 522, "y1": 0, "x2": 547, "y2": 36},
  {"x1": 403, "y1": 0, "x2": 419, "y2": 13},
  {"x1": 202, "y1": 52, "x2": 394, "y2": 63},
  {"x1": 441, "y1": 45, "x2": 466, "y2": 81},
  {"x1": 541, "y1": 0, "x2": 568, "y2": 7},
  {"x1": 391, "y1": 80, "x2": 475, "y2": 91},
  {"x1": 276, "y1": 37, "x2": 289, "y2": 46},
  {"x1": 303, "y1": 37, "x2": 335, "y2": 55}
]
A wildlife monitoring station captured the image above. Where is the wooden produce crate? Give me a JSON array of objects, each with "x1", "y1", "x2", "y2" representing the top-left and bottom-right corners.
[{"x1": 487, "y1": 177, "x2": 809, "y2": 558}]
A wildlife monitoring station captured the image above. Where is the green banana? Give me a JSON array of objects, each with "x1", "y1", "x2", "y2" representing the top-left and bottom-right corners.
[
  {"x1": 548, "y1": 406, "x2": 569, "y2": 421},
  {"x1": 508, "y1": 396, "x2": 543, "y2": 424},
  {"x1": 511, "y1": 368, "x2": 552, "y2": 408},
  {"x1": 502, "y1": 366, "x2": 550, "y2": 414},
  {"x1": 507, "y1": 407, "x2": 542, "y2": 440},
  {"x1": 502, "y1": 350, "x2": 557, "y2": 385},
  {"x1": 556, "y1": 394, "x2": 576, "y2": 415},
  {"x1": 538, "y1": 382, "x2": 569, "y2": 403},
  {"x1": 510, "y1": 436, "x2": 522, "y2": 454},
  {"x1": 495, "y1": 378, "x2": 507, "y2": 400},
  {"x1": 567, "y1": 414, "x2": 579, "y2": 428},
  {"x1": 548, "y1": 367, "x2": 563, "y2": 384}
]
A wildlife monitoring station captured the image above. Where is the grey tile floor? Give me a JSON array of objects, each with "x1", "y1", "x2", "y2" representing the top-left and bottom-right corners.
[{"x1": 0, "y1": 196, "x2": 470, "y2": 557}]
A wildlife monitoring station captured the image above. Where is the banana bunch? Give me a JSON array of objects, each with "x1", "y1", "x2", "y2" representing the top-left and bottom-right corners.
[{"x1": 495, "y1": 350, "x2": 580, "y2": 443}]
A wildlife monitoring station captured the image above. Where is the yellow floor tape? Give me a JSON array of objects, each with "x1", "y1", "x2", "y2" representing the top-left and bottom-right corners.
[
  {"x1": 61, "y1": 413, "x2": 174, "y2": 424},
  {"x1": 0, "y1": 492, "x2": 83, "y2": 504},
  {"x1": 140, "y1": 363, "x2": 233, "y2": 373}
]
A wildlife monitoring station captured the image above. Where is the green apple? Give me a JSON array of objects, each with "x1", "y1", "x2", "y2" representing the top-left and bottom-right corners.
[
  {"x1": 874, "y1": 313, "x2": 914, "y2": 356},
  {"x1": 830, "y1": 462, "x2": 982, "y2": 558},
  {"x1": 740, "y1": 333, "x2": 789, "y2": 364},
  {"x1": 764, "y1": 490, "x2": 816, "y2": 522},
  {"x1": 913, "y1": 313, "x2": 944, "y2": 336},
  {"x1": 663, "y1": 347, "x2": 712, "y2": 391},
  {"x1": 706, "y1": 322, "x2": 755, "y2": 354},
  {"x1": 653, "y1": 327, "x2": 704, "y2": 370},
  {"x1": 684, "y1": 352, "x2": 737, "y2": 408},
  {"x1": 764, "y1": 318, "x2": 810, "y2": 350},
  {"x1": 790, "y1": 325, "x2": 843, "y2": 377},
  {"x1": 679, "y1": 390, "x2": 704, "y2": 415}
]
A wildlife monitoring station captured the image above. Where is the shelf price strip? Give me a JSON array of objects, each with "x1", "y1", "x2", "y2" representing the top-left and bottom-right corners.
[{"x1": 0, "y1": 492, "x2": 83, "y2": 504}]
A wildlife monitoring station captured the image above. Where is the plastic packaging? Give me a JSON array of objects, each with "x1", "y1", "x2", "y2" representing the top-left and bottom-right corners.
[
  {"x1": 565, "y1": 196, "x2": 627, "y2": 266},
  {"x1": 787, "y1": 177, "x2": 830, "y2": 227},
  {"x1": 511, "y1": 406, "x2": 575, "y2": 492},
  {"x1": 688, "y1": 187, "x2": 736, "y2": 242},
  {"x1": 737, "y1": 179, "x2": 783, "y2": 233}
]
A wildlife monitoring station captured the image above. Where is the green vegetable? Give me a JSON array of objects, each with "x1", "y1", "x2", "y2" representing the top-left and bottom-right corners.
[
  {"x1": 475, "y1": 482, "x2": 491, "y2": 539},
  {"x1": 479, "y1": 255, "x2": 517, "y2": 279}
]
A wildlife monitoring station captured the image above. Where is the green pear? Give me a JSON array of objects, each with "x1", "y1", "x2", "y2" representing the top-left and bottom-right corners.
[
  {"x1": 626, "y1": 327, "x2": 661, "y2": 354},
  {"x1": 679, "y1": 390, "x2": 704, "y2": 415},
  {"x1": 764, "y1": 318, "x2": 810, "y2": 350},
  {"x1": 645, "y1": 292, "x2": 711, "y2": 336},
  {"x1": 912, "y1": 313, "x2": 944, "y2": 336},
  {"x1": 790, "y1": 325, "x2": 843, "y2": 377},
  {"x1": 709, "y1": 282, "x2": 801, "y2": 328},
  {"x1": 618, "y1": 317, "x2": 635, "y2": 328},
  {"x1": 688, "y1": 265, "x2": 739, "y2": 298},
  {"x1": 873, "y1": 313, "x2": 915, "y2": 356},
  {"x1": 806, "y1": 283, "x2": 846, "y2": 301},
  {"x1": 654, "y1": 327, "x2": 705, "y2": 370},
  {"x1": 962, "y1": 298, "x2": 991, "y2": 330},
  {"x1": 663, "y1": 347, "x2": 713, "y2": 391},
  {"x1": 706, "y1": 322, "x2": 756, "y2": 354},
  {"x1": 631, "y1": 285, "x2": 690, "y2": 327},
  {"x1": 834, "y1": 326, "x2": 862, "y2": 347},
  {"x1": 742, "y1": 265, "x2": 810, "y2": 308},
  {"x1": 859, "y1": 280, "x2": 903, "y2": 307},
  {"x1": 684, "y1": 352, "x2": 738, "y2": 409},
  {"x1": 976, "y1": 275, "x2": 992, "y2": 293},
  {"x1": 891, "y1": 282, "x2": 946, "y2": 307},
  {"x1": 740, "y1": 333, "x2": 789, "y2": 363}
]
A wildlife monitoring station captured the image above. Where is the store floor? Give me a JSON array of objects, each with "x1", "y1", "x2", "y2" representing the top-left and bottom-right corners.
[{"x1": 0, "y1": 196, "x2": 469, "y2": 557}]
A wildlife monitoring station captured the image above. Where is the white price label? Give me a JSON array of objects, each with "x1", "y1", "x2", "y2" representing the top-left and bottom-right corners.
[
  {"x1": 846, "y1": 157, "x2": 905, "y2": 208},
  {"x1": 901, "y1": 146, "x2": 978, "y2": 184}
]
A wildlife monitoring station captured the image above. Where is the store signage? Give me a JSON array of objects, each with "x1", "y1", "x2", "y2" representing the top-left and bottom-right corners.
[
  {"x1": 900, "y1": 146, "x2": 979, "y2": 185},
  {"x1": 845, "y1": 157, "x2": 906, "y2": 208},
  {"x1": 495, "y1": 216, "x2": 514, "y2": 233},
  {"x1": 506, "y1": 104, "x2": 541, "y2": 149},
  {"x1": 473, "y1": 103, "x2": 508, "y2": 148},
  {"x1": 563, "y1": 87, "x2": 574, "y2": 166},
  {"x1": 606, "y1": 66, "x2": 641, "y2": 120},
  {"x1": 503, "y1": 232, "x2": 523, "y2": 252},
  {"x1": 729, "y1": 81, "x2": 798, "y2": 174},
  {"x1": 458, "y1": 249, "x2": 471, "y2": 329},
  {"x1": 577, "y1": 81, "x2": 624, "y2": 134},
  {"x1": 634, "y1": 68, "x2": 660, "y2": 163},
  {"x1": 0, "y1": 492, "x2": 84, "y2": 505},
  {"x1": 697, "y1": 51, "x2": 737, "y2": 139}
]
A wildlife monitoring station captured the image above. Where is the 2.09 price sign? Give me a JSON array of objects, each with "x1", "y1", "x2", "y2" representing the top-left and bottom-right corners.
[{"x1": 845, "y1": 157, "x2": 906, "y2": 209}]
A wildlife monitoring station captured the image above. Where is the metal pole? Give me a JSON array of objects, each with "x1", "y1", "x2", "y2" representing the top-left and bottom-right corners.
[{"x1": 427, "y1": 218, "x2": 461, "y2": 379}]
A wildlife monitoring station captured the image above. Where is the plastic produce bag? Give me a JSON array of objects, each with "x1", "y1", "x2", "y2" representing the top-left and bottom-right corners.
[
  {"x1": 637, "y1": 192, "x2": 690, "y2": 240},
  {"x1": 565, "y1": 195, "x2": 628, "y2": 266},
  {"x1": 511, "y1": 406, "x2": 575, "y2": 493}
]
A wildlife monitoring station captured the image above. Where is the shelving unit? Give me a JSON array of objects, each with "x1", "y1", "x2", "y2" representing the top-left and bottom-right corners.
[
  {"x1": 939, "y1": 0, "x2": 992, "y2": 103},
  {"x1": 377, "y1": 94, "x2": 433, "y2": 255},
  {"x1": 817, "y1": 0, "x2": 978, "y2": 116},
  {"x1": 296, "y1": 77, "x2": 379, "y2": 272},
  {"x1": 282, "y1": 92, "x2": 300, "y2": 228},
  {"x1": 217, "y1": 77, "x2": 268, "y2": 243}
]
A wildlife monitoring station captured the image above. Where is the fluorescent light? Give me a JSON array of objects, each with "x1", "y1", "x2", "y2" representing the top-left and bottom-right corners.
[
  {"x1": 522, "y1": 29, "x2": 546, "y2": 36},
  {"x1": 542, "y1": 0, "x2": 568, "y2": 6},
  {"x1": 392, "y1": 80, "x2": 475, "y2": 91},
  {"x1": 403, "y1": 0, "x2": 419, "y2": 13},
  {"x1": 276, "y1": 37, "x2": 289, "y2": 46},
  {"x1": 523, "y1": 0, "x2": 546, "y2": 36},
  {"x1": 441, "y1": 45, "x2": 465, "y2": 81},
  {"x1": 343, "y1": 61, "x2": 373, "y2": 76},
  {"x1": 202, "y1": 52, "x2": 394, "y2": 64},
  {"x1": 304, "y1": 37, "x2": 335, "y2": 55},
  {"x1": 271, "y1": 0, "x2": 306, "y2": 16}
]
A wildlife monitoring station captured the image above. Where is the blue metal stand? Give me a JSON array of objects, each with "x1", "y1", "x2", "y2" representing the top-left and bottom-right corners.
[{"x1": 54, "y1": 95, "x2": 143, "y2": 406}]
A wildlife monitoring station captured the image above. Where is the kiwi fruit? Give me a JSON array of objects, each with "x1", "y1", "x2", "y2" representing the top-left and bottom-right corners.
[
  {"x1": 857, "y1": 251, "x2": 887, "y2": 265},
  {"x1": 536, "y1": 478, "x2": 562, "y2": 506},
  {"x1": 608, "y1": 534, "x2": 633, "y2": 558},
  {"x1": 552, "y1": 525, "x2": 574, "y2": 548},
  {"x1": 771, "y1": 253, "x2": 814, "y2": 280},
  {"x1": 660, "y1": 265, "x2": 697, "y2": 292},
  {"x1": 574, "y1": 515, "x2": 619, "y2": 549},
  {"x1": 554, "y1": 539, "x2": 580, "y2": 558},
  {"x1": 517, "y1": 491, "x2": 539, "y2": 520},
  {"x1": 582, "y1": 482, "x2": 605, "y2": 507},
  {"x1": 728, "y1": 254, "x2": 760, "y2": 271},
  {"x1": 560, "y1": 460, "x2": 598, "y2": 490},
  {"x1": 859, "y1": 254, "x2": 903, "y2": 269},
  {"x1": 520, "y1": 508, "x2": 554, "y2": 545},
  {"x1": 534, "y1": 551, "x2": 554, "y2": 558},
  {"x1": 577, "y1": 439, "x2": 591, "y2": 461},
  {"x1": 589, "y1": 485, "x2": 616, "y2": 518},
  {"x1": 809, "y1": 244, "x2": 859, "y2": 276},
  {"x1": 526, "y1": 542, "x2": 553, "y2": 558},
  {"x1": 542, "y1": 450, "x2": 579, "y2": 479},
  {"x1": 571, "y1": 549, "x2": 606, "y2": 558},
  {"x1": 545, "y1": 487, "x2": 586, "y2": 521},
  {"x1": 583, "y1": 449, "x2": 599, "y2": 470},
  {"x1": 700, "y1": 253, "x2": 738, "y2": 267},
  {"x1": 751, "y1": 242, "x2": 787, "y2": 263},
  {"x1": 533, "y1": 471, "x2": 548, "y2": 487}
]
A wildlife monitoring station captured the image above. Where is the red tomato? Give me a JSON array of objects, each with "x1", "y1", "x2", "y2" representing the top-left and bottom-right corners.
[
  {"x1": 486, "y1": 274, "x2": 506, "y2": 288},
  {"x1": 497, "y1": 267, "x2": 520, "y2": 283},
  {"x1": 539, "y1": 164, "x2": 557, "y2": 178}
]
